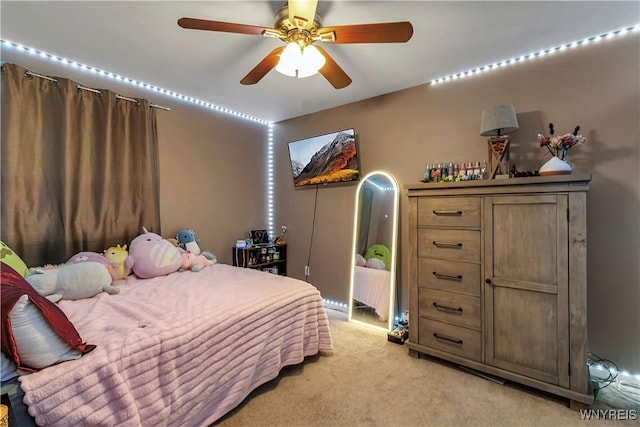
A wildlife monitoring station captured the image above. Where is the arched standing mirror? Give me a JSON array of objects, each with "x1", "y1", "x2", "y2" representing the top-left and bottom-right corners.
[{"x1": 348, "y1": 171, "x2": 399, "y2": 332}]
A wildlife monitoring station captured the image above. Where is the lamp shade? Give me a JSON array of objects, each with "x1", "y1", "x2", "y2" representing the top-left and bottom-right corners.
[
  {"x1": 298, "y1": 45, "x2": 326, "y2": 78},
  {"x1": 480, "y1": 104, "x2": 519, "y2": 137},
  {"x1": 275, "y1": 42, "x2": 303, "y2": 77},
  {"x1": 275, "y1": 43, "x2": 326, "y2": 79}
]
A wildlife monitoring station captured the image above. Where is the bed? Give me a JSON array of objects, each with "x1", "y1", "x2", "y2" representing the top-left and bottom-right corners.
[
  {"x1": 1, "y1": 264, "x2": 333, "y2": 426},
  {"x1": 351, "y1": 265, "x2": 391, "y2": 322}
]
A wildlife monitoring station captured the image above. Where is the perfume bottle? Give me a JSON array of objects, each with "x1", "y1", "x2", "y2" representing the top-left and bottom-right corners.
[
  {"x1": 434, "y1": 163, "x2": 441, "y2": 182},
  {"x1": 424, "y1": 164, "x2": 432, "y2": 182},
  {"x1": 460, "y1": 162, "x2": 467, "y2": 178},
  {"x1": 473, "y1": 161, "x2": 481, "y2": 180}
]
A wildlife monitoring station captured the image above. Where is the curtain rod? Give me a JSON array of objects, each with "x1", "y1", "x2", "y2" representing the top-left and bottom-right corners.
[{"x1": 25, "y1": 70, "x2": 170, "y2": 111}]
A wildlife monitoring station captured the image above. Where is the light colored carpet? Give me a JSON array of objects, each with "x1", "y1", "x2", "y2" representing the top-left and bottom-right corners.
[{"x1": 216, "y1": 309, "x2": 639, "y2": 426}]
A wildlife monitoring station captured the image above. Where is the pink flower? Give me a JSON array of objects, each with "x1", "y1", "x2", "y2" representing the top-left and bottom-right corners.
[
  {"x1": 538, "y1": 123, "x2": 586, "y2": 160},
  {"x1": 537, "y1": 134, "x2": 551, "y2": 147}
]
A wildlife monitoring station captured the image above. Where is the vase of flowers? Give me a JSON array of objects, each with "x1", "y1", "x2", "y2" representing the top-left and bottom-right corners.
[{"x1": 537, "y1": 123, "x2": 586, "y2": 176}]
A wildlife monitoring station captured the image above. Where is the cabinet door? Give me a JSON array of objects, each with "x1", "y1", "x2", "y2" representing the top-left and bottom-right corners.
[{"x1": 484, "y1": 195, "x2": 569, "y2": 388}]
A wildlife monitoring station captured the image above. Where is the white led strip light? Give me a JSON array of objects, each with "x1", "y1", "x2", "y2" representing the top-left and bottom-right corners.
[
  {"x1": 0, "y1": 39, "x2": 270, "y2": 124},
  {"x1": 431, "y1": 24, "x2": 640, "y2": 85},
  {"x1": 323, "y1": 299, "x2": 349, "y2": 311},
  {"x1": 267, "y1": 124, "x2": 275, "y2": 238},
  {"x1": 1, "y1": 38, "x2": 276, "y2": 238},
  {"x1": 590, "y1": 364, "x2": 640, "y2": 389}
]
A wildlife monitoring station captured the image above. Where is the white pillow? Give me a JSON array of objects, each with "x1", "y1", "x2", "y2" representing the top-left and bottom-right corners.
[
  {"x1": 9, "y1": 295, "x2": 82, "y2": 369},
  {"x1": 366, "y1": 258, "x2": 386, "y2": 270}
]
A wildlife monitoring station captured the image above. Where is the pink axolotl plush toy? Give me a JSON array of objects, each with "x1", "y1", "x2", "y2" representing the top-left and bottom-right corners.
[
  {"x1": 128, "y1": 228, "x2": 182, "y2": 279},
  {"x1": 180, "y1": 250, "x2": 215, "y2": 273}
]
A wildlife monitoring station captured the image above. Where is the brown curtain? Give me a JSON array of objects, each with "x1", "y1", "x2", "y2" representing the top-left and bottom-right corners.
[{"x1": 1, "y1": 63, "x2": 161, "y2": 267}]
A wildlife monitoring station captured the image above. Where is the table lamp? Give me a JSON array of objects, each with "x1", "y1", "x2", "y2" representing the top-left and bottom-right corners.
[{"x1": 480, "y1": 104, "x2": 519, "y2": 178}]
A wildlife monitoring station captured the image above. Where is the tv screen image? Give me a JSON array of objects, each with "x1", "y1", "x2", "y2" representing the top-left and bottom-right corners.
[{"x1": 288, "y1": 128, "x2": 360, "y2": 187}]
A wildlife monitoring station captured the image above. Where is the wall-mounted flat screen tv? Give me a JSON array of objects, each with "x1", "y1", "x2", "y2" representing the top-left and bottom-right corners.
[{"x1": 287, "y1": 128, "x2": 360, "y2": 187}]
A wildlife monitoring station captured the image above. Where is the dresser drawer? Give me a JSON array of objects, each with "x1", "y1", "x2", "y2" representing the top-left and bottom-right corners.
[
  {"x1": 418, "y1": 197, "x2": 480, "y2": 228},
  {"x1": 419, "y1": 289, "x2": 481, "y2": 329},
  {"x1": 418, "y1": 229, "x2": 480, "y2": 262},
  {"x1": 418, "y1": 258, "x2": 480, "y2": 295},
  {"x1": 419, "y1": 318, "x2": 481, "y2": 362}
]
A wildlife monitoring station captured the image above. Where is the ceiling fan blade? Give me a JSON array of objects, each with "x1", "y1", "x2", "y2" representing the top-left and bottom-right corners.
[
  {"x1": 178, "y1": 17, "x2": 268, "y2": 36},
  {"x1": 318, "y1": 22, "x2": 413, "y2": 44},
  {"x1": 288, "y1": 0, "x2": 318, "y2": 30},
  {"x1": 240, "y1": 46, "x2": 285, "y2": 85},
  {"x1": 315, "y1": 45, "x2": 352, "y2": 89}
]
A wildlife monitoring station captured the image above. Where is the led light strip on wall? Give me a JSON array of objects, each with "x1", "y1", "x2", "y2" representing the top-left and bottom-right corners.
[
  {"x1": 431, "y1": 24, "x2": 640, "y2": 85},
  {"x1": 0, "y1": 39, "x2": 270, "y2": 124},
  {"x1": 323, "y1": 299, "x2": 348, "y2": 312},
  {"x1": 266, "y1": 124, "x2": 275, "y2": 238}
]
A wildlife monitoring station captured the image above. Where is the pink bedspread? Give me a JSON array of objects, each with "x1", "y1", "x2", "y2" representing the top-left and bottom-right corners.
[
  {"x1": 352, "y1": 266, "x2": 391, "y2": 321},
  {"x1": 19, "y1": 264, "x2": 333, "y2": 426}
]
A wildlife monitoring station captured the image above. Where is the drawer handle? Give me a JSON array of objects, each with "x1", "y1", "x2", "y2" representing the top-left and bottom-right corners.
[
  {"x1": 432, "y1": 302, "x2": 463, "y2": 313},
  {"x1": 432, "y1": 241, "x2": 463, "y2": 249},
  {"x1": 433, "y1": 209, "x2": 463, "y2": 216},
  {"x1": 433, "y1": 333, "x2": 463, "y2": 345},
  {"x1": 433, "y1": 271, "x2": 463, "y2": 281}
]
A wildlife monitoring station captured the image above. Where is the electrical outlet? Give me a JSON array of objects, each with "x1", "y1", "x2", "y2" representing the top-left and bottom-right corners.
[{"x1": 304, "y1": 265, "x2": 310, "y2": 276}]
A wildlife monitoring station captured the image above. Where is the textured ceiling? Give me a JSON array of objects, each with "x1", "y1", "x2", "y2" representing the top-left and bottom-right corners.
[{"x1": 1, "y1": 1, "x2": 638, "y2": 122}]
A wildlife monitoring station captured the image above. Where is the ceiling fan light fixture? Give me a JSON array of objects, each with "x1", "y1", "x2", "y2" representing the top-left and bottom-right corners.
[
  {"x1": 298, "y1": 44, "x2": 326, "y2": 78},
  {"x1": 275, "y1": 42, "x2": 303, "y2": 77},
  {"x1": 275, "y1": 42, "x2": 325, "y2": 79}
]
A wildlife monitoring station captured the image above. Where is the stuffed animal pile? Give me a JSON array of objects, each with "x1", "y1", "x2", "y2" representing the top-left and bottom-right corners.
[{"x1": 9, "y1": 226, "x2": 219, "y2": 304}]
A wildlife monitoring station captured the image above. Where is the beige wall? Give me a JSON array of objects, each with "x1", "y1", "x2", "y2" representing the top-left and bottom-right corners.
[
  {"x1": 0, "y1": 51, "x2": 269, "y2": 265},
  {"x1": 155, "y1": 103, "x2": 267, "y2": 264},
  {"x1": 276, "y1": 34, "x2": 640, "y2": 372}
]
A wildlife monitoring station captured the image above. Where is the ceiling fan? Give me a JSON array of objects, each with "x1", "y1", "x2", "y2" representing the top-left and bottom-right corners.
[{"x1": 178, "y1": 0, "x2": 413, "y2": 89}]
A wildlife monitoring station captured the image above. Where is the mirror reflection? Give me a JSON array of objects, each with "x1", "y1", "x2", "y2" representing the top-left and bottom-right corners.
[{"x1": 348, "y1": 171, "x2": 399, "y2": 332}]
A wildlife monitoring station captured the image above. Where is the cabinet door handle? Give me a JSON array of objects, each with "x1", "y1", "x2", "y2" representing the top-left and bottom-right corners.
[
  {"x1": 432, "y1": 302, "x2": 463, "y2": 313},
  {"x1": 433, "y1": 333, "x2": 463, "y2": 345},
  {"x1": 433, "y1": 272, "x2": 463, "y2": 281},
  {"x1": 432, "y1": 241, "x2": 463, "y2": 249},
  {"x1": 485, "y1": 278, "x2": 492, "y2": 285},
  {"x1": 432, "y1": 209, "x2": 463, "y2": 216}
]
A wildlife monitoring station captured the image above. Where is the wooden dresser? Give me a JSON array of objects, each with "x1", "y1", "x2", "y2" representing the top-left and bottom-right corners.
[{"x1": 406, "y1": 174, "x2": 593, "y2": 406}]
